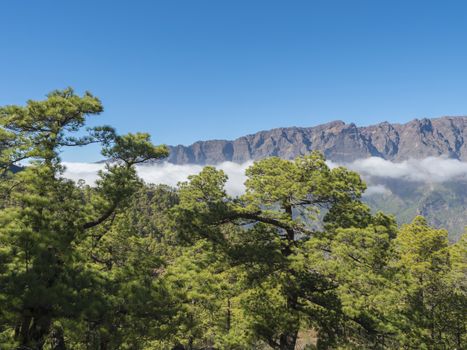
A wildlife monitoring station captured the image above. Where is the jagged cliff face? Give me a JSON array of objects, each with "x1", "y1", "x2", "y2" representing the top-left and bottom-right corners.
[{"x1": 167, "y1": 116, "x2": 467, "y2": 164}]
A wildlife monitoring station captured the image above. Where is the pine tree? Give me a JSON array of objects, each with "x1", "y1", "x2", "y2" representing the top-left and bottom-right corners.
[
  {"x1": 391, "y1": 217, "x2": 466, "y2": 349},
  {"x1": 174, "y1": 153, "x2": 394, "y2": 349},
  {"x1": 0, "y1": 89, "x2": 168, "y2": 349}
]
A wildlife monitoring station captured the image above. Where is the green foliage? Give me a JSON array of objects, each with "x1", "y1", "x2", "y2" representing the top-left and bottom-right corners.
[
  {"x1": 0, "y1": 89, "x2": 465, "y2": 350},
  {"x1": 0, "y1": 89, "x2": 168, "y2": 350},
  {"x1": 101, "y1": 132, "x2": 169, "y2": 166},
  {"x1": 0, "y1": 88, "x2": 106, "y2": 167},
  {"x1": 174, "y1": 152, "x2": 391, "y2": 349},
  {"x1": 174, "y1": 153, "x2": 466, "y2": 349},
  {"x1": 389, "y1": 217, "x2": 466, "y2": 349}
]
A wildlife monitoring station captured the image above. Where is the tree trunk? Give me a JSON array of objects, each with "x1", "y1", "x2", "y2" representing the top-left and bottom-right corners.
[
  {"x1": 226, "y1": 298, "x2": 231, "y2": 332},
  {"x1": 17, "y1": 314, "x2": 32, "y2": 346},
  {"x1": 188, "y1": 336, "x2": 194, "y2": 350},
  {"x1": 16, "y1": 312, "x2": 52, "y2": 350},
  {"x1": 277, "y1": 204, "x2": 299, "y2": 350},
  {"x1": 279, "y1": 330, "x2": 298, "y2": 350},
  {"x1": 50, "y1": 325, "x2": 66, "y2": 350}
]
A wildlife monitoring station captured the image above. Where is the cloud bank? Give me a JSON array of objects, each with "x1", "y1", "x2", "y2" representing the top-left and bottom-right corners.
[
  {"x1": 63, "y1": 157, "x2": 467, "y2": 197},
  {"x1": 63, "y1": 161, "x2": 253, "y2": 196},
  {"x1": 342, "y1": 157, "x2": 467, "y2": 183}
]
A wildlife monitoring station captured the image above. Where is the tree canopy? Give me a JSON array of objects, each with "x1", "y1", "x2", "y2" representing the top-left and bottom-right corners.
[{"x1": 0, "y1": 89, "x2": 465, "y2": 350}]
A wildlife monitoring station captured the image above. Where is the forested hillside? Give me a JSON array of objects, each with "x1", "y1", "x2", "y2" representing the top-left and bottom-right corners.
[
  {"x1": 364, "y1": 179, "x2": 467, "y2": 241},
  {"x1": 0, "y1": 90, "x2": 466, "y2": 350}
]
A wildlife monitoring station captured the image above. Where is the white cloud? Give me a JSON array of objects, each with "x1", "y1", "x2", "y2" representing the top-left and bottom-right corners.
[
  {"x1": 343, "y1": 157, "x2": 467, "y2": 183},
  {"x1": 363, "y1": 184, "x2": 391, "y2": 197},
  {"x1": 62, "y1": 162, "x2": 104, "y2": 184},
  {"x1": 62, "y1": 161, "x2": 253, "y2": 196},
  {"x1": 63, "y1": 157, "x2": 467, "y2": 198}
]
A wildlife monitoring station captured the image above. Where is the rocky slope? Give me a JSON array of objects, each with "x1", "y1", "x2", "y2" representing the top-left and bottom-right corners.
[
  {"x1": 363, "y1": 179, "x2": 466, "y2": 241},
  {"x1": 167, "y1": 116, "x2": 467, "y2": 164}
]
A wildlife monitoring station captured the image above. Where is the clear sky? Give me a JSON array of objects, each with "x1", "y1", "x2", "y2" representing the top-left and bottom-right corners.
[{"x1": 2, "y1": 0, "x2": 467, "y2": 161}]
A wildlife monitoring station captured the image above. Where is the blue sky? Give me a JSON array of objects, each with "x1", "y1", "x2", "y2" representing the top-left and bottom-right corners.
[{"x1": 2, "y1": 0, "x2": 467, "y2": 161}]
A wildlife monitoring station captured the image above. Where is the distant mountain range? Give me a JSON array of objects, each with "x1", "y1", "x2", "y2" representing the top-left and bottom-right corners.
[
  {"x1": 165, "y1": 116, "x2": 467, "y2": 241},
  {"x1": 167, "y1": 116, "x2": 467, "y2": 164}
]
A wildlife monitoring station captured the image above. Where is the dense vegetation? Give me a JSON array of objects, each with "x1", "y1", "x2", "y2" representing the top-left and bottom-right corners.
[{"x1": 0, "y1": 89, "x2": 465, "y2": 349}]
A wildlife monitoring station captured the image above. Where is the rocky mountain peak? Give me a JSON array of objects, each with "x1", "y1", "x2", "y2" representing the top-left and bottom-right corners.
[{"x1": 166, "y1": 116, "x2": 467, "y2": 164}]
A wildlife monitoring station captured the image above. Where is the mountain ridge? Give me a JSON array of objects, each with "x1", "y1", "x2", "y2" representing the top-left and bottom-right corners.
[{"x1": 167, "y1": 116, "x2": 467, "y2": 164}]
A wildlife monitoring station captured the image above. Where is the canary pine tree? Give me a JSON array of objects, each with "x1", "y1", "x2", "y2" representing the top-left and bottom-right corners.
[
  {"x1": 391, "y1": 217, "x2": 467, "y2": 349},
  {"x1": 0, "y1": 89, "x2": 168, "y2": 349},
  {"x1": 174, "y1": 153, "x2": 397, "y2": 349}
]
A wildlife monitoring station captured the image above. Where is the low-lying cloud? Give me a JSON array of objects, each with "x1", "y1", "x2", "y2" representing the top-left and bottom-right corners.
[
  {"x1": 63, "y1": 161, "x2": 253, "y2": 196},
  {"x1": 63, "y1": 157, "x2": 467, "y2": 197},
  {"x1": 363, "y1": 184, "x2": 392, "y2": 196},
  {"x1": 342, "y1": 157, "x2": 467, "y2": 183}
]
